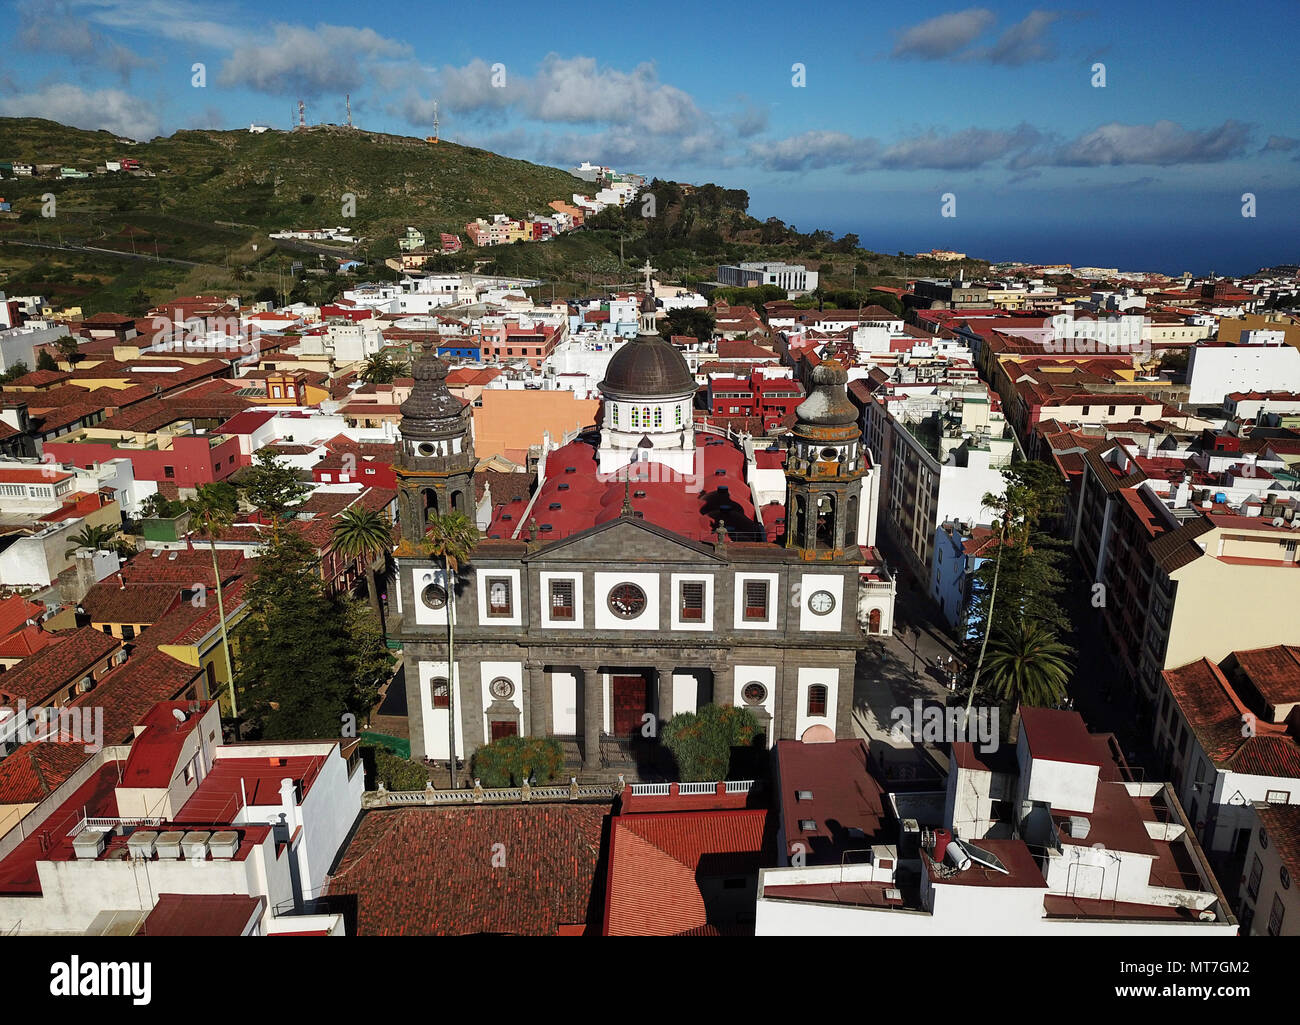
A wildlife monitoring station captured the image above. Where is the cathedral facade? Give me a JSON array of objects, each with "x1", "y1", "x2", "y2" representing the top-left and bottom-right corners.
[{"x1": 394, "y1": 289, "x2": 877, "y2": 774}]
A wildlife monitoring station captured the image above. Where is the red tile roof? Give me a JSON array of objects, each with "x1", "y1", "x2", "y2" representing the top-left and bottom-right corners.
[
  {"x1": 140, "y1": 893, "x2": 264, "y2": 936},
  {"x1": 0, "y1": 627, "x2": 122, "y2": 705},
  {"x1": 326, "y1": 806, "x2": 608, "y2": 935},
  {"x1": 604, "y1": 808, "x2": 774, "y2": 935}
]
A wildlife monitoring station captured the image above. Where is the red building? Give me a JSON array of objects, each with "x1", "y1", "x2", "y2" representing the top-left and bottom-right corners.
[
  {"x1": 44, "y1": 432, "x2": 243, "y2": 487},
  {"x1": 707, "y1": 371, "x2": 803, "y2": 431}
]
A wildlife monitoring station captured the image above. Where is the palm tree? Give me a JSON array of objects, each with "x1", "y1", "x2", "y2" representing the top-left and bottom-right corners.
[
  {"x1": 186, "y1": 483, "x2": 240, "y2": 727},
  {"x1": 330, "y1": 506, "x2": 393, "y2": 631},
  {"x1": 65, "y1": 522, "x2": 118, "y2": 558},
  {"x1": 982, "y1": 620, "x2": 1072, "y2": 708},
  {"x1": 421, "y1": 511, "x2": 479, "y2": 789}
]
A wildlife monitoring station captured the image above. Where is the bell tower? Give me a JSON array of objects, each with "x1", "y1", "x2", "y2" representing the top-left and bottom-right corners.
[
  {"x1": 784, "y1": 359, "x2": 866, "y2": 558},
  {"x1": 394, "y1": 340, "x2": 476, "y2": 542}
]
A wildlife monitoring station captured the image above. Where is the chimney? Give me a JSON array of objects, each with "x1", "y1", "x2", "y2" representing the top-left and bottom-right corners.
[
  {"x1": 279, "y1": 777, "x2": 301, "y2": 833},
  {"x1": 1174, "y1": 473, "x2": 1192, "y2": 509}
]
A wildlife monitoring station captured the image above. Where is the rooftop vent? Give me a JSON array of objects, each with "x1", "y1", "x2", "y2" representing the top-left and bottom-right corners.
[
  {"x1": 1065, "y1": 815, "x2": 1091, "y2": 840},
  {"x1": 548, "y1": 502, "x2": 562, "y2": 510},
  {"x1": 209, "y1": 830, "x2": 240, "y2": 859},
  {"x1": 558, "y1": 483, "x2": 570, "y2": 491},
  {"x1": 540, "y1": 524, "x2": 553, "y2": 532},
  {"x1": 154, "y1": 831, "x2": 184, "y2": 859},
  {"x1": 72, "y1": 828, "x2": 109, "y2": 860},
  {"x1": 564, "y1": 466, "x2": 576, "y2": 474},
  {"x1": 501, "y1": 514, "x2": 512, "y2": 521},
  {"x1": 127, "y1": 830, "x2": 158, "y2": 860},
  {"x1": 633, "y1": 490, "x2": 646, "y2": 498},
  {"x1": 182, "y1": 830, "x2": 211, "y2": 860}
]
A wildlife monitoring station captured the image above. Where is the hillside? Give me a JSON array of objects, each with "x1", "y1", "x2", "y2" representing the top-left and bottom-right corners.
[{"x1": 0, "y1": 118, "x2": 988, "y2": 315}]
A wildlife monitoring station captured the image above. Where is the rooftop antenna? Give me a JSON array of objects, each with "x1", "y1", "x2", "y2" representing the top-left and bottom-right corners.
[
  {"x1": 433, "y1": 101, "x2": 439, "y2": 144},
  {"x1": 298, "y1": 99, "x2": 306, "y2": 129},
  {"x1": 346, "y1": 93, "x2": 352, "y2": 129}
]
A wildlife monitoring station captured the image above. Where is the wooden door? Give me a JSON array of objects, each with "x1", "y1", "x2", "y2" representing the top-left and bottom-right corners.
[
  {"x1": 611, "y1": 675, "x2": 649, "y2": 735},
  {"x1": 490, "y1": 720, "x2": 518, "y2": 742}
]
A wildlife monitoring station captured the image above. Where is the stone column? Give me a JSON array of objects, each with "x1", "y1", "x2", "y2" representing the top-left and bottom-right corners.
[
  {"x1": 657, "y1": 665, "x2": 675, "y2": 725},
  {"x1": 526, "y1": 662, "x2": 549, "y2": 738},
  {"x1": 579, "y1": 662, "x2": 603, "y2": 771},
  {"x1": 710, "y1": 661, "x2": 731, "y2": 708},
  {"x1": 834, "y1": 654, "x2": 854, "y2": 740},
  {"x1": 776, "y1": 660, "x2": 797, "y2": 742}
]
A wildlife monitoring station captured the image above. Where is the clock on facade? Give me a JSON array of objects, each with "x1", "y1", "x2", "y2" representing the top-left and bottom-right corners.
[
  {"x1": 742, "y1": 682, "x2": 767, "y2": 705},
  {"x1": 808, "y1": 590, "x2": 836, "y2": 615},
  {"x1": 489, "y1": 677, "x2": 515, "y2": 700},
  {"x1": 608, "y1": 582, "x2": 648, "y2": 619},
  {"x1": 421, "y1": 583, "x2": 448, "y2": 609}
]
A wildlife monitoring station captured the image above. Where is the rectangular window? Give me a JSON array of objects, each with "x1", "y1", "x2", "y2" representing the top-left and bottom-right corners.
[
  {"x1": 743, "y1": 580, "x2": 769, "y2": 621},
  {"x1": 654, "y1": 406, "x2": 663, "y2": 427},
  {"x1": 1266, "y1": 790, "x2": 1291, "y2": 804},
  {"x1": 121, "y1": 624, "x2": 135, "y2": 641},
  {"x1": 1247, "y1": 855, "x2": 1262, "y2": 900},
  {"x1": 807, "y1": 685, "x2": 828, "y2": 717},
  {"x1": 675, "y1": 406, "x2": 683, "y2": 426},
  {"x1": 164, "y1": 465, "x2": 175, "y2": 479},
  {"x1": 549, "y1": 579, "x2": 575, "y2": 620},
  {"x1": 1269, "y1": 894, "x2": 1285, "y2": 936},
  {"x1": 612, "y1": 405, "x2": 619, "y2": 427},
  {"x1": 486, "y1": 576, "x2": 513, "y2": 617},
  {"x1": 680, "y1": 580, "x2": 705, "y2": 621}
]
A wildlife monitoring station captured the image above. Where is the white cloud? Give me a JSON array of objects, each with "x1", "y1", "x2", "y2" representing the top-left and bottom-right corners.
[
  {"x1": 218, "y1": 24, "x2": 411, "y2": 97},
  {"x1": 0, "y1": 83, "x2": 161, "y2": 139},
  {"x1": 892, "y1": 9, "x2": 996, "y2": 59},
  {"x1": 1029, "y1": 120, "x2": 1252, "y2": 167}
]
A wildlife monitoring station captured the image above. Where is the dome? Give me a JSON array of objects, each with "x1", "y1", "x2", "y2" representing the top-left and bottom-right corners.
[
  {"x1": 600, "y1": 333, "x2": 695, "y2": 398},
  {"x1": 399, "y1": 341, "x2": 466, "y2": 439},
  {"x1": 794, "y1": 360, "x2": 858, "y2": 426}
]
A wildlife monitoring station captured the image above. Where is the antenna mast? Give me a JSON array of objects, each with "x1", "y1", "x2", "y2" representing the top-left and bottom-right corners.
[
  {"x1": 346, "y1": 93, "x2": 352, "y2": 128},
  {"x1": 433, "y1": 101, "x2": 439, "y2": 143},
  {"x1": 297, "y1": 99, "x2": 306, "y2": 129}
]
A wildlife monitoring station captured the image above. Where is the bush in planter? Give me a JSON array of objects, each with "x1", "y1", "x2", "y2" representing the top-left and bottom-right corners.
[
  {"x1": 661, "y1": 704, "x2": 761, "y2": 782},
  {"x1": 373, "y1": 747, "x2": 428, "y2": 791},
  {"x1": 470, "y1": 735, "x2": 564, "y2": 787}
]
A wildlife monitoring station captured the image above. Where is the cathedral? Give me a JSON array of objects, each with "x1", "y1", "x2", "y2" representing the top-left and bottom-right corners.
[{"x1": 393, "y1": 277, "x2": 891, "y2": 774}]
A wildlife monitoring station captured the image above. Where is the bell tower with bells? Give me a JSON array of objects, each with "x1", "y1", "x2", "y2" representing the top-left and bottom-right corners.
[{"x1": 783, "y1": 359, "x2": 866, "y2": 559}]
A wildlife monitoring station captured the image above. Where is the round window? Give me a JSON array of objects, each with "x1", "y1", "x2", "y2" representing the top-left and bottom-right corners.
[
  {"x1": 489, "y1": 677, "x2": 515, "y2": 700},
  {"x1": 608, "y1": 583, "x2": 647, "y2": 619},
  {"x1": 820, "y1": 447, "x2": 838, "y2": 461},
  {"x1": 421, "y1": 583, "x2": 448, "y2": 609},
  {"x1": 418, "y1": 442, "x2": 435, "y2": 456},
  {"x1": 808, "y1": 590, "x2": 836, "y2": 615},
  {"x1": 742, "y1": 682, "x2": 767, "y2": 705}
]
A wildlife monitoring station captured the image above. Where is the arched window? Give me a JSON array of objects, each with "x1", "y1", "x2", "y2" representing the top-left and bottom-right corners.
[
  {"x1": 845, "y1": 494, "x2": 858, "y2": 547},
  {"x1": 807, "y1": 685, "x2": 828, "y2": 717},
  {"x1": 674, "y1": 405, "x2": 683, "y2": 427},
  {"x1": 653, "y1": 406, "x2": 663, "y2": 427},
  {"x1": 868, "y1": 608, "x2": 882, "y2": 634},
  {"x1": 642, "y1": 406, "x2": 652, "y2": 425},
  {"x1": 630, "y1": 406, "x2": 640, "y2": 428},
  {"x1": 431, "y1": 677, "x2": 450, "y2": 709},
  {"x1": 612, "y1": 404, "x2": 620, "y2": 427},
  {"x1": 815, "y1": 493, "x2": 836, "y2": 549}
]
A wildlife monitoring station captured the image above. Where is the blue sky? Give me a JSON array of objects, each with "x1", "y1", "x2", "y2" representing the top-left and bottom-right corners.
[{"x1": 1, "y1": 0, "x2": 1297, "y2": 271}]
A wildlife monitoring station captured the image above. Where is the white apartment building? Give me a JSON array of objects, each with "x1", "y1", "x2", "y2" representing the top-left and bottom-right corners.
[{"x1": 1187, "y1": 336, "x2": 1300, "y2": 405}]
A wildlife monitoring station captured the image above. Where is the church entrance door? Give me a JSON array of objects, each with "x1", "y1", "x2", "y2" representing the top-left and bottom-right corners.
[{"x1": 611, "y1": 674, "x2": 650, "y2": 736}]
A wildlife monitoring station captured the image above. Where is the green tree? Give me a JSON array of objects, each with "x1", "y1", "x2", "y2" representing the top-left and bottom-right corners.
[
  {"x1": 55, "y1": 335, "x2": 81, "y2": 365},
  {"x1": 374, "y1": 748, "x2": 428, "y2": 790},
  {"x1": 471, "y1": 735, "x2": 565, "y2": 787},
  {"x1": 330, "y1": 506, "x2": 393, "y2": 627},
  {"x1": 240, "y1": 448, "x2": 310, "y2": 524},
  {"x1": 659, "y1": 306, "x2": 715, "y2": 343},
  {"x1": 661, "y1": 703, "x2": 762, "y2": 781},
  {"x1": 235, "y1": 529, "x2": 378, "y2": 739},
  {"x1": 36, "y1": 349, "x2": 58, "y2": 372},
  {"x1": 420, "y1": 511, "x2": 479, "y2": 788},
  {"x1": 359, "y1": 351, "x2": 410, "y2": 384},
  {"x1": 982, "y1": 620, "x2": 1073, "y2": 708},
  {"x1": 64, "y1": 522, "x2": 119, "y2": 557},
  {"x1": 186, "y1": 482, "x2": 240, "y2": 724}
]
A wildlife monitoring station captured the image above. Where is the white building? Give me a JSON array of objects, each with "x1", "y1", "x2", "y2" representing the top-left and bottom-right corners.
[
  {"x1": 0, "y1": 700, "x2": 364, "y2": 935},
  {"x1": 1187, "y1": 337, "x2": 1300, "y2": 405},
  {"x1": 756, "y1": 708, "x2": 1238, "y2": 936}
]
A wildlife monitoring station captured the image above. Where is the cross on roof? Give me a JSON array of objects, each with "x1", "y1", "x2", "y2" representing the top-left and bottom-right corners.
[{"x1": 639, "y1": 259, "x2": 657, "y2": 293}]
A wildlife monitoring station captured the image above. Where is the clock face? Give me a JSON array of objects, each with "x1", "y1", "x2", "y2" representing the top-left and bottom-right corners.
[
  {"x1": 489, "y1": 677, "x2": 514, "y2": 700},
  {"x1": 808, "y1": 589, "x2": 836, "y2": 615},
  {"x1": 742, "y1": 682, "x2": 767, "y2": 705},
  {"x1": 421, "y1": 583, "x2": 448, "y2": 609},
  {"x1": 608, "y1": 583, "x2": 648, "y2": 619}
]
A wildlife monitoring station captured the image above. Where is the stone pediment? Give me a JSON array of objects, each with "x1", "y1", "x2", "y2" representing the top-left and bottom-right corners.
[{"x1": 522, "y1": 517, "x2": 725, "y2": 566}]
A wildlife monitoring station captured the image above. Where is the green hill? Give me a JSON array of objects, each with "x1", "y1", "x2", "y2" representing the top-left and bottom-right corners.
[{"x1": 0, "y1": 117, "x2": 989, "y2": 316}]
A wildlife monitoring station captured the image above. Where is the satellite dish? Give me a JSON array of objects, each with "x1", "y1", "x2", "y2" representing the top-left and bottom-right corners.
[
  {"x1": 1274, "y1": 517, "x2": 1286, "y2": 527},
  {"x1": 172, "y1": 708, "x2": 188, "y2": 723}
]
